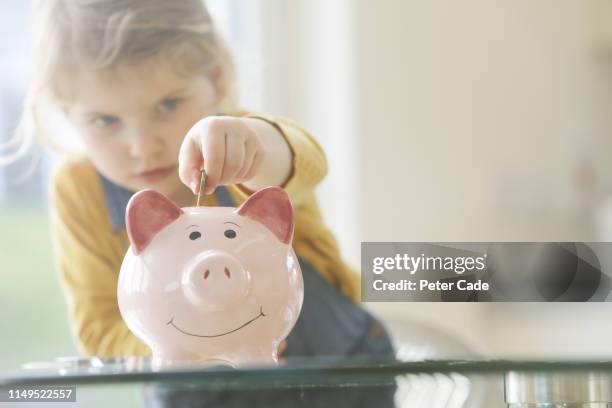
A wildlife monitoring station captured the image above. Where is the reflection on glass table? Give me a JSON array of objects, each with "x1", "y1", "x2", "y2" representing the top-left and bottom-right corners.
[{"x1": 3, "y1": 356, "x2": 612, "y2": 408}]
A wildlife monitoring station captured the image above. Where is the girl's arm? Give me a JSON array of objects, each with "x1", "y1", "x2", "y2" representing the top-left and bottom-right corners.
[{"x1": 49, "y1": 158, "x2": 151, "y2": 357}]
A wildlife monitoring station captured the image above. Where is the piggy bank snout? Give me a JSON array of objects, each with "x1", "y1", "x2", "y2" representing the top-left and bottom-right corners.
[{"x1": 182, "y1": 251, "x2": 251, "y2": 310}]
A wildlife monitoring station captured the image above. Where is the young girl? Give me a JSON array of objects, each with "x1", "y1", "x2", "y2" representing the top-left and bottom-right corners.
[{"x1": 21, "y1": 0, "x2": 394, "y2": 368}]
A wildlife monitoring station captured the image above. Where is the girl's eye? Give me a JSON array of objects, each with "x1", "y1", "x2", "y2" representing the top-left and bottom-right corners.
[
  {"x1": 157, "y1": 98, "x2": 181, "y2": 113},
  {"x1": 189, "y1": 231, "x2": 202, "y2": 241},
  {"x1": 224, "y1": 229, "x2": 237, "y2": 239},
  {"x1": 91, "y1": 115, "x2": 119, "y2": 128}
]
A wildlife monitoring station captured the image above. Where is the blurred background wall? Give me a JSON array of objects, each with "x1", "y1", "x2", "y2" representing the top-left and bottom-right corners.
[
  {"x1": 230, "y1": 0, "x2": 612, "y2": 358},
  {"x1": 351, "y1": 0, "x2": 612, "y2": 358},
  {"x1": 3, "y1": 0, "x2": 612, "y2": 376}
]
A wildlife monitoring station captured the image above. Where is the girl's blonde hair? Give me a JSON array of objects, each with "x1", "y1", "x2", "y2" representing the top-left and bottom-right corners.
[{"x1": 4, "y1": 0, "x2": 235, "y2": 163}]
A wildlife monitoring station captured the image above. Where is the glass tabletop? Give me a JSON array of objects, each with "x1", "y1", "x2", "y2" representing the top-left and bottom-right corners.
[{"x1": 2, "y1": 356, "x2": 612, "y2": 407}]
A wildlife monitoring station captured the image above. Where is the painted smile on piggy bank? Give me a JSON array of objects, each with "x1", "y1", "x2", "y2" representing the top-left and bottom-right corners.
[
  {"x1": 118, "y1": 186, "x2": 304, "y2": 368},
  {"x1": 166, "y1": 306, "x2": 266, "y2": 338}
]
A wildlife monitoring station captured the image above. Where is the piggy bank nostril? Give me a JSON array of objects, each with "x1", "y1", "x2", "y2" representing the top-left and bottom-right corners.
[
  {"x1": 203, "y1": 270, "x2": 210, "y2": 280},
  {"x1": 224, "y1": 267, "x2": 231, "y2": 278}
]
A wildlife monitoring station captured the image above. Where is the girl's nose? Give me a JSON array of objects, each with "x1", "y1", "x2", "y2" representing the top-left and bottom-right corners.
[{"x1": 128, "y1": 125, "x2": 164, "y2": 158}]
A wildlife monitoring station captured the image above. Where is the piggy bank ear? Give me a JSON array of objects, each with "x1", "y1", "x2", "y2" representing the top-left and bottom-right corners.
[
  {"x1": 236, "y1": 186, "x2": 294, "y2": 244},
  {"x1": 126, "y1": 190, "x2": 183, "y2": 255}
]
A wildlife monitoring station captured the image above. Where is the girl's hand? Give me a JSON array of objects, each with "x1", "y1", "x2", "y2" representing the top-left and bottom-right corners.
[{"x1": 179, "y1": 116, "x2": 266, "y2": 195}]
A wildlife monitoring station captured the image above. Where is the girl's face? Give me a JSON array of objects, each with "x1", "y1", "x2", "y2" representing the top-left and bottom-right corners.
[{"x1": 65, "y1": 56, "x2": 219, "y2": 201}]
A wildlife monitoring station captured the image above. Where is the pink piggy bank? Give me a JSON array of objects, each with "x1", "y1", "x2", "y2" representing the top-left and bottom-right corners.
[{"x1": 117, "y1": 186, "x2": 304, "y2": 369}]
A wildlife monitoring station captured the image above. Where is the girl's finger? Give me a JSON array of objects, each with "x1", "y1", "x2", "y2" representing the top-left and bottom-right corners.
[
  {"x1": 235, "y1": 137, "x2": 256, "y2": 181},
  {"x1": 201, "y1": 126, "x2": 225, "y2": 194},
  {"x1": 178, "y1": 127, "x2": 205, "y2": 193},
  {"x1": 242, "y1": 149, "x2": 264, "y2": 182},
  {"x1": 220, "y1": 131, "x2": 245, "y2": 184}
]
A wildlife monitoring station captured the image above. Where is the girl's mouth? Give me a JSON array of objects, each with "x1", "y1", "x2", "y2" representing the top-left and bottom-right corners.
[{"x1": 134, "y1": 165, "x2": 176, "y2": 183}]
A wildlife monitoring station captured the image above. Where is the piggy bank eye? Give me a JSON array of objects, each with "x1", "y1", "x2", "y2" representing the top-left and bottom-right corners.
[
  {"x1": 189, "y1": 231, "x2": 202, "y2": 241},
  {"x1": 224, "y1": 229, "x2": 237, "y2": 239}
]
